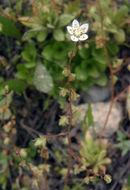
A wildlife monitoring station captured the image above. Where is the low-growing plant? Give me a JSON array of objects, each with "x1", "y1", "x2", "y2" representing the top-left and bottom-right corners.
[
  {"x1": 79, "y1": 132, "x2": 111, "y2": 173},
  {"x1": 115, "y1": 130, "x2": 130, "y2": 156},
  {"x1": 87, "y1": 0, "x2": 129, "y2": 46}
]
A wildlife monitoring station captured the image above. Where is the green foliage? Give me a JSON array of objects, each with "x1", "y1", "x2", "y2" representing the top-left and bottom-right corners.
[
  {"x1": 20, "y1": 0, "x2": 78, "y2": 42},
  {"x1": 1, "y1": 0, "x2": 128, "y2": 97},
  {"x1": 17, "y1": 0, "x2": 123, "y2": 96},
  {"x1": 88, "y1": 0, "x2": 129, "y2": 44},
  {"x1": 0, "y1": 80, "x2": 27, "y2": 95},
  {"x1": 16, "y1": 42, "x2": 37, "y2": 85},
  {"x1": 73, "y1": 43, "x2": 108, "y2": 89},
  {"x1": 115, "y1": 131, "x2": 130, "y2": 156},
  {"x1": 0, "y1": 15, "x2": 21, "y2": 39},
  {"x1": 81, "y1": 102, "x2": 93, "y2": 133},
  {"x1": 80, "y1": 132, "x2": 111, "y2": 173}
]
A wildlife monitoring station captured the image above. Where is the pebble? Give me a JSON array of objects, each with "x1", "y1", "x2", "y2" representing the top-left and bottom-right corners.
[
  {"x1": 81, "y1": 84, "x2": 111, "y2": 103},
  {"x1": 78, "y1": 101, "x2": 122, "y2": 137}
]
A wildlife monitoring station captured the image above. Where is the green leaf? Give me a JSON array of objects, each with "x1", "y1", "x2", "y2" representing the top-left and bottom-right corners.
[
  {"x1": 36, "y1": 30, "x2": 48, "y2": 42},
  {"x1": 22, "y1": 27, "x2": 44, "y2": 41},
  {"x1": 75, "y1": 67, "x2": 88, "y2": 81},
  {"x1": 113, "y1": 6, "x2": 129, "y2": 25},
  {"x1": 82, "y1": 102, "x2": 93, "y2": 132},
  {"x1": 58, "y1": 14, "x2": 74, "y2": 27},
  {"x1": 34, "y1": 63, "x2": 53, "y2": 93},
  {"x1": 42, "y1": 40, "x2": 72, "y2": 62},
  {"x1": 123, "y1": 0, "x2": 130, "y2": 9},
  {"x1": 106, "y1": 41, "x2": 119, "y2": 56},
  {"x1": 92, "y1": 48, "x2": 107, "y2": 65},
  {"x1": 24, "y1": 62, "x2": 36, "y2": 68},
  {"x1": 95, "y1": 74, "x2": 107, "y2": 86},
  {"x1": 64, "y1": 0, "x2": 81, "y2": 15},
  {"x1": 87, "y1": 66, "x2": 100, "y2": 78},
  {"x1": 0, "y1": 15, "x2": 21, "y2": 39},
  {"x1": 0, "y1": 79, "x2": 27, "y2": 95},
  {"x1": 16, "y1": 64, "x2": 34, "y2": 85},
  {"x1": 22, "y1": 43, "x2": 37, "y2": 61},
  {"x1": 19, "y1": 17, "x2": 41, "y2": 28},
  {"x1": 53, "y1": 29, "x2": 65, "y2": 41},
  {"x1": 79, "y1": 47, "x2": 90, "y2": 59},
  {"x1": 114, "y1": 29, "x2": 125, "y2": 44}
]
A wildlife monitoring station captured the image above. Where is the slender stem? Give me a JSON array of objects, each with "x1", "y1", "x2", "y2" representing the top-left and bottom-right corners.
[
  {"x1": 97, "y1": 0, "x2": 115, "y2": 139},
  {"x1": 63, "y1": 43, "x2": 76, "y2": 190}
]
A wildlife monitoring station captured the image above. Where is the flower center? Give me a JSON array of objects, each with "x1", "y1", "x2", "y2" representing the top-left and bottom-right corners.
[{"x1": 74, "y1": 28, "x2": 81, "y2": 37}]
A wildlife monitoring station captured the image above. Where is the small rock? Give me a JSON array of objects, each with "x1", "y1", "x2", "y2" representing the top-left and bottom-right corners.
[
  {"x1": 78, "y1": 101, "x2": 122, "y2": 137},
  {"x1": 81, "y1": 84, "x2": 111, "y2": 103}
]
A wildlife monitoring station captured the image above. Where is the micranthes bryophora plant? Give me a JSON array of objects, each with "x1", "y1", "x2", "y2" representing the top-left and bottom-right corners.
[
  {"x1": 0, "y1": 16, "x2": 112, "y2": 190},
  {"x1": 58, "y1": 19, "x2": 112, "y2": 189}
]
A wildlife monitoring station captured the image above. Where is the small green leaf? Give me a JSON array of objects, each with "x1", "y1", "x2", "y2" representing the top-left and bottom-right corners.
[
  {"x1": 82, "y1": 102, "x2": 93, "y2": 132},
  {"x1": 75, "y1": 67, "x2": 88, "y2": 81},
  {"x1": 22, "y1": 43, "x2": 37, "y2": 61},
  {"x1": 58, "y1": 14, "x2": 74, "y2": 27},
  {"x1": 36, "y1": 30, "x2": 48, "y2": 42},
  {"x1": 95, "y1": 74, "x2": 107, "y2": 86},
  {"x1": 0, "y1": 15, "x2": 21, "y2": 39},
  {"x1": 34, "y1": 63, "x2": 53, "y2": 93},
  {"x1": 0, "y1": 79, "x2": 27, "y2": 95},
  {"x1": 87, "y1": 66, "x2": 100, "y2": 78},
  {"x1": 114, "y1": 29, "x2": 125, "y2": 44},
  {"x1": 24, "y1": 62, "x2": 36, "y2": 68},
  {"x1": 64, "y1": 0, "x2": 81, "y2": 15},
  {"x1": 113, "y1": 6, "x2": 129, "y2": 25},
  {"x1": 53, "y1": 29, "x2": 65, "y2": 41},
  {"x1": 92, "y1": 48, "x2": 107, "y2": 65},
  {"x1": 106, "y1": 41, "x2": 119, "y2": 56}
]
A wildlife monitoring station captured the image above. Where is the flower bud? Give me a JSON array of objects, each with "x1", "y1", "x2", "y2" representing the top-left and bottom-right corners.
[
  {"x1": 60, "y1": 88, "x2": 69, "y2": 97},
  {"x1": 3, "y1": 124, "x2": 11, "y2": 133},
  {"x1": 70, "y1": 90, "x2": 80, "y2": 101},
  {"x1": 20, "y1": 149, "x2": 27, "y2": 158},
  {"x1": 69, "y1": 73, "x2": 76, "y2": 81},
  {"x1": 62, "y1": 67, "x2": 70, "y2": 77},
  {"x1": 84, "y1": 176, "x2": 90, "y2": 184},
  {"x1": 104, "y1": 174, "x2": 112, "y2": 184},
  {"x1": 59, "y1": 115, "x2": 69, "y2": 126},
  {"x1": 4, "y1": 137, "x2": 10, "y2": 145},
  {"x1": 34, "y1": 136, "x2": 46, "y2": 148}
]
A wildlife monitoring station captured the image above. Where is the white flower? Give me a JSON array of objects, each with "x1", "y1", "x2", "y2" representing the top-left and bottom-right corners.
[{"x1": 67, "y1": 19, "x2": 89, "y2": 42}]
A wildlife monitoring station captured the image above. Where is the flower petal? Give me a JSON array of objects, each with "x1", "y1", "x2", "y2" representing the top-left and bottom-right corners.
[
  {"x1": 79, "y1": 34, "x2": 88, "y2": 41},
  {"x1": 71, "y1": 35, "x2": 79, "y2": 42},
  {"x1": 72, "y1": 19, "x2": 79, "y2": 29},
  {"x1": 80, "y1": 23, "x2": 89, "y2": 33},
  {"x1": 67, "y1": 26, "x2": 73, "y2": 35}
]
